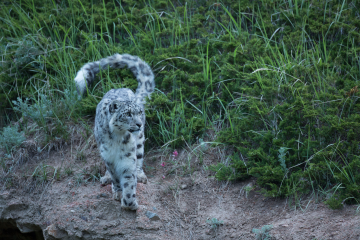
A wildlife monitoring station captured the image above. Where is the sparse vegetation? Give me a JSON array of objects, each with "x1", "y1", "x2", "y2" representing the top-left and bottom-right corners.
[
  {"x1": 206, "y1": 217, "x2": 223, "y2": 229},
  {"x1": 252, "y1": 224, "x2": 273, "y2": 240},
  {"x1": 0, "y1": 125, "x2": 26, "y2": 153},
  {"x1": 0, "y1": 0, "x2": 360, "y2": 209},
  {"x1": 31, "y1": 163, "x2": 56, "y2": 182},
  {"x1": 64, "y1": 167, "x2": 74, "y2": 176}
]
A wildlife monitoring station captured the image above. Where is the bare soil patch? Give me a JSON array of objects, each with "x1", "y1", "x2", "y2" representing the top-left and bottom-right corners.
[{"x1": 1, "y1": 140, "x2": 360, "y2": 240}]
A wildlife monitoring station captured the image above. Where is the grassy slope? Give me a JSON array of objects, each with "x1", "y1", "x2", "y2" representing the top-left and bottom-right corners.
[{"x1": 1, "y1": 0, "x2": 360, "y2": 209}]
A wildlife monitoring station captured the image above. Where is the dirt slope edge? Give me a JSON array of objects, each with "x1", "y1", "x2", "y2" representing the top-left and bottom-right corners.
[{"x1": 1, "y1": 173, "x2": 360, "y2": 240}]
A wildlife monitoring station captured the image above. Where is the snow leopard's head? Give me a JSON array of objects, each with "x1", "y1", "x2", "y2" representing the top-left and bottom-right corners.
[{"x1": 108, "y1": 100, "x2": 143, "y2": 134}]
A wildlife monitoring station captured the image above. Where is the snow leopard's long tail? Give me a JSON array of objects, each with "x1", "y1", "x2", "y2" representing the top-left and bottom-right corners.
[{"x1": 74, "y1": 53, "x2": 155, "y2": 104}]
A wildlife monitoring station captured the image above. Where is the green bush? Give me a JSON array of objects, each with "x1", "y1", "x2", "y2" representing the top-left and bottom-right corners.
[
  {"x1": 12, "y1": 95, "x2": 53, "y2": 122},
  {"x1": 252, "y1": 225, "x2": 273, "y2": 240},
  {"x1": 0, "y1": 126, "x2": 26, "y2": 152}
]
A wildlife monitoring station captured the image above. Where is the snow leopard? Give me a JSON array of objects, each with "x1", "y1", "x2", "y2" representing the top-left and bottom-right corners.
[{"x1": 74, "y1": 53, "x2": 155, "y2": 210}]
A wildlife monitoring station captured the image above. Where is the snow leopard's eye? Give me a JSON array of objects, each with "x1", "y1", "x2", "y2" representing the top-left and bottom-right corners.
[{"x1": 126, "y1": 112, "x2": 131, "y2": 117}]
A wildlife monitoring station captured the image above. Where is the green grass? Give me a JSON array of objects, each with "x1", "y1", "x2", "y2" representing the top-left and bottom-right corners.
[{"x1": 1, "y1": 0, "x2": 360, "y2": 208}]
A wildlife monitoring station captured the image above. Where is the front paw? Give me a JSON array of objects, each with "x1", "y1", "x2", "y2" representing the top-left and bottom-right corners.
[
  {"x1": 113, "y1": 191, "x2": 121, "y2": 201},
  {"x1": 100, "y1": 170, "x2": 112, "y2": 185},
  {"x1": 100, "y1": 176, "x2": 112, "y2": 185},
  {"x1": 121, "y1": 198, "x2": 138, "y2": 211},
  {"x1": 137, "y1": 170, "x2": 147, "y2": 184}
]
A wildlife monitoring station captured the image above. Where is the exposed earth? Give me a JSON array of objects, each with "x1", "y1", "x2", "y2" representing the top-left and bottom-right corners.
[{"x1": 1, "y1": 131, "x2": 360, "y2": 240}]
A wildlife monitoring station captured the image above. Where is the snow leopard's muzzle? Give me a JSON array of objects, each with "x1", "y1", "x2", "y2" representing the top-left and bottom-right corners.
[{"x1": 129, "y1": 117, "x2": 142, "y2": 133}]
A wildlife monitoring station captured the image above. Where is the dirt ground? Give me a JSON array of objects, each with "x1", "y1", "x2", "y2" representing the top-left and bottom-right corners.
[{"x1": 1, "y1": 136, "x2": 360, "y2": 240}]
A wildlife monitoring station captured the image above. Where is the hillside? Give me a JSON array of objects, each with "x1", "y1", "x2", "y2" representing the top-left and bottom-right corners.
[{"x1": 1, "y1": 0, "x2": 360, "y2": 239}]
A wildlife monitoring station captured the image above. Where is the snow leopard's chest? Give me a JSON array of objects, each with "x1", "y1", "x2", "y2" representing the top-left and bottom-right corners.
[{"x1": 99, "y1": 133, "x2": 137, "y2": 163}]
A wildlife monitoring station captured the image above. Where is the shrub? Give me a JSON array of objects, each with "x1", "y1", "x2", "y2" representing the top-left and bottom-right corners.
[
  {"x1": 12, "y1": 94, "x2": 53, "y2": 122},
  {"x1": 252, "y1": 225, "x2": 273, "y2": 240},
  {"x1": 0, "y1": 125, "x2": 26, "y2": 152},
  {"x1": 206, "y1": 218, "x2": 223, "y2": 229}
]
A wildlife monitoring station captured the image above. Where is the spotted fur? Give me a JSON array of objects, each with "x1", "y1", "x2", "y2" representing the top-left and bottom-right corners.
[
  {"x1": 74, "y1": 54, "x2": 154, "y2": 210},
  {"x1": 74, "y1": 53, "x2": 155, "y2": 106}
]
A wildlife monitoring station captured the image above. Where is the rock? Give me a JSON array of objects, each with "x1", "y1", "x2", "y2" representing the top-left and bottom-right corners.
[
  {"x1": 180, "y1": 184, "x2": 188, "y2": 189},
  {"x1": 145, "y1": 211, "x2": 160, "y2": 221},
  {"x1": 0, "y1": 191, "x2": 11, "y2": 200},
  {"x1": 97, "y1": 193, "x2": 109, "y2": 199},
  {"x1": 45, "y1": 224, "x2": 68, "y2": 239},
  {"x1": 16, "y1": 221, "x2": 41, "y2": 233}
]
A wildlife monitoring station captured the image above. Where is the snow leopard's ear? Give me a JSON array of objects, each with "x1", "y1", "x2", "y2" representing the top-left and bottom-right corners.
[{"x1": 109, "y1": 100, "x2": 123, "y2": 114}]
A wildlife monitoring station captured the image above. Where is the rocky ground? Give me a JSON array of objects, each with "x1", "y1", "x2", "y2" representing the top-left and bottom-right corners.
[{"x1": 1, "y1": 136, "x2": 360, "y2": 240}]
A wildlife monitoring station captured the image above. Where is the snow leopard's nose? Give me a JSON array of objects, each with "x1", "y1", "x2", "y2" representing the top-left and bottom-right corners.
[{"x1": 136, "y1": 123, "x2": 142, "y2": 128}]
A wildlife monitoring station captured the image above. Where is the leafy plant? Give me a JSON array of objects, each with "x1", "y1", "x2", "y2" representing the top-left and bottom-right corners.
[
  {"x1": 325, "y1": 196, "x2": 343, "y2": 210},
  {"x1": 0, "y1": 125, "x2": 26, "y2": 152},
  {"x1": 12, "y1": 94, "x2": 53, "y2": 122},
  {"x1": 60, "y1": 89, "x2": 81, "y2": 113},
  {"x1": 252, "y1": 225, "x2": 273, "y2": 240},
  {"x1": 278, "y1": 147, "x2": 289, "y2": 173},
  {"x1": 207, "y1": 152, "x2": 250, "y2": 181},
  {"x1": 206, "y1": 218, "x2": 223, "y2": 229}
]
